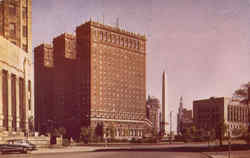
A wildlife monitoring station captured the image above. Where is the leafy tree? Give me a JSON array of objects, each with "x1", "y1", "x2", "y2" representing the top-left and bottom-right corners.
[
  {"x1": 216, "y1": 121, "x2": 228, "y2": 146},
  {"x1": 28, "y1": 116, "x2": 35, "y2": 134},
  {"x1": 58, "y1": 127, "x2": 66, "y2": 137},
  {"x1": 95, "y1": 122, "x2": 104, "y2": 141},
  {"x1": 233, "y1": 83, "x2": 249, "y2": 104},
  {"x1": 105, "y1": 124, "x2": 115, "y2": 139},
  {"x1": 80, "y1": 127, "x2": 92, "y2": 144},
  {"x1": 190, "y1": 125, "x2": 197, "y2": 136},
  {"x1": 243, "y1": 131, "x2": 250, "y2": 144},
  {"x1": 183, "y1": 128, "x2": 192, "y2": 142},
  {"x1": 207, "y1": 129, "x2": 216, "y2": 143}
]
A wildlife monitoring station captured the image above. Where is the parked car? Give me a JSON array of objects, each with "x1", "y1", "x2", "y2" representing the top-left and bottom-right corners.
[{"x1": 0, "y1": 139, "x2": 36, "y2": 154}]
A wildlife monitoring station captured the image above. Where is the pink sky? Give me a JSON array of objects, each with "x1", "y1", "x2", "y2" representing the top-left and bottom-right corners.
[{"x1": 33, "y1": 0, "x2": 250, "y2": 131}]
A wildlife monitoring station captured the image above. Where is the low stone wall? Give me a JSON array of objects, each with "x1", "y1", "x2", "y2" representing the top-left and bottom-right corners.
[{"x1": 28, "y1": 136, "x2": 50, "y2": 148}]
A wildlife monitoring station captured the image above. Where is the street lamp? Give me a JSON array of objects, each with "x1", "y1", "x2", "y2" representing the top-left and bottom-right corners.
[{"x1": 170, "y1": 111, "x2": 173, "y2": 144}]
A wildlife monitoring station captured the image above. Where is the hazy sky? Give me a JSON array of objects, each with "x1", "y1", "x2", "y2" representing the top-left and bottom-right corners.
[{"x1": 33, "y1": 0, "x2": 250, "y2": 131}]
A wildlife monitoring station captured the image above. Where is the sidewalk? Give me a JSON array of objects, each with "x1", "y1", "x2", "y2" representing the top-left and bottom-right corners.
[
  {"x1": 31, "y1": 146, "x2": 99, "y2": 154},
  {"x1": 204, "y1": 150, "x2": 250, "y2": 158}
]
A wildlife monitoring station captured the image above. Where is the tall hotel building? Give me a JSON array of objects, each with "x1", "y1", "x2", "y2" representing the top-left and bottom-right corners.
[
  {"x1": 0, "y1": 0, "x2": 33, "y2": 136},
  {"x1": 35, "y1": 21, "x2": 147, "y2": 138}
]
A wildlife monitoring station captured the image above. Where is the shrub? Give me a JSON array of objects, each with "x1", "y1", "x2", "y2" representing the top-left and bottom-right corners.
[{"x1": 62, "y1": 138, "x2": 70, "y2": 146}]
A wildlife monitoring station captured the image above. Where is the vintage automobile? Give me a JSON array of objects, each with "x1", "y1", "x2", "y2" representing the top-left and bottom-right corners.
[{"x1": 0, "y1": 139, "x2": 36, "y2": 154}]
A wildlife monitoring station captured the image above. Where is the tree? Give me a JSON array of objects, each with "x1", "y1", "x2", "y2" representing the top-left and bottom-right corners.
[
  {"x1": 183, "y1": 128, "x2": 192, "y2": 142},
  {"x1": 190, "y1": 125, "x2": 197, "y2": 136},
  {"x1": 58, "y1": 127, "x2": 66, "y2": 137},
  {"x1": 80, "y1": 127, "x2": 92, "y2": 144},
  {"x1": 28, "y1": 116, "x2": 35, "y2": 135},
  {"x1": 233, "y1": 82, "x2": 249, "y2": 104},
  {"x1": 95, "y1": 122, "x2": 104, "y2": 142},
  {"x1": 243, "y1": 131, "x2": 250, "y2": 144},
  {"x1": 233, "y1": 82, "x2": 250, "y2": 140},
  {"x1": 216, "y1": 121, "x2": 228, "y2": 146},
  {"x1": 105, "y1": 124, "x2": 115, "y2": 142}
]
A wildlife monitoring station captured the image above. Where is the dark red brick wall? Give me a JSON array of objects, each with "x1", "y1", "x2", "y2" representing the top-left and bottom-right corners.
[{"x1": 34, "y1": 44, "x2": 54, "y2": 132}]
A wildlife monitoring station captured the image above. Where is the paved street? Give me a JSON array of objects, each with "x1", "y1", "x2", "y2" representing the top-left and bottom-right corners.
[
  {"x1": 0, "y1": 151, "x2": 209, "y2": 158},
  {"x1": 1, "y1": 143, "x2": 250, "y2": 158}
]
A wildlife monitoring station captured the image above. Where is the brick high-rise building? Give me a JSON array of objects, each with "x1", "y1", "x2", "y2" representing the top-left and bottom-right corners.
[
  {"x1": 0, "y1": 0, "x2": 32, "y2": 53},
  {"x1": 35, "y1": 20, "x2": 147, "y2": 139},
  {"x1": 76, "y1": 21, "x2": 147, "y2": 138}
]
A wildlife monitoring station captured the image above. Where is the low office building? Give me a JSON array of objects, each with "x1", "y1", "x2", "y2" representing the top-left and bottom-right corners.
[{"x1": 193, "y1": 97, "x2": 248, "y2": 135}]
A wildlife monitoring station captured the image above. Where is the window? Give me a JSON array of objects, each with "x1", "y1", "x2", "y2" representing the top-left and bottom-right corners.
[
  {"x1": 9, "y1": 3, "x2": 16, "y2": 16},
  {"x1": 100, "y1": 31, "x2": 103, "y2": 40},
  {"x1": 23, "y1": 25, "x2": 27, "y2": 37},
  {"x1": 10, "y1": 23, "x2": 16, "y2": 37},
  {"x1": 104, "y1": 32, "x2": 107, "y2": 41},
  {"x1": 22, "y1": 7, "x2": 27, "y2": 19}
]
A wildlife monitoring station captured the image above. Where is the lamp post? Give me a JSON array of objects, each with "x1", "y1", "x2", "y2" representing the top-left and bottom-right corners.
[
  {"x1": 170, "y1": 111, "x2": 173, "y2": 144},
  {"x1": 228, "y1": 131, "x2": 231, "y2": 158}
]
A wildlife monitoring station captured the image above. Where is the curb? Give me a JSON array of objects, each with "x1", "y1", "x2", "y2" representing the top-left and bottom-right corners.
[
  {"x1": 31, "y1": 147, "x2": 98, "y2": 155},
  {"x1": 201, "y1": 152, "x2": 214, "y2": 158}
]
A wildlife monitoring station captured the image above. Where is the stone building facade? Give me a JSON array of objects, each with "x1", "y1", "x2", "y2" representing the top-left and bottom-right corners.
[
  {"x1": 227, "y1": 99, "x2": 249, "y2": 133},
  {"x1": 0, "y1": 0, "x2": 33, "y2": 137},
  {"x1": 0, "y1": 0, "x2": 32, "y2": 53},
  {"x1": 0, "y1": 36, "x2": 33, "y2": 135},
  {"x1": 193, "y1": 97, "x2": 248, "y2": 135},
  {"x1": 35, "y1": 20, "x2": 147, "y2": 139},
  {"x1": 146, "y1": 96, "x2": 161, "y2": 133}
]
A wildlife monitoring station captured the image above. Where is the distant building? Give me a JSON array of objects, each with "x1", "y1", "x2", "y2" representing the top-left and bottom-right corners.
[
  {"x1": 248, "y1": 84, "x2": 250, "y2": 104},
  {"x1": 193, "y1": 97, "x2": 248, "y2": 136},
  {"x1": 35, "y1": 20, "x2": 147, "y2": 139},
  {"x1": 177, "y1": 97, "x2": 193, "y2": 135},
  {"x1": 0, "y1": 0, "x2": 33, "y2": 137},
  {"x1": 146, "y1": 96, "x2": 161, "y2": 133}
]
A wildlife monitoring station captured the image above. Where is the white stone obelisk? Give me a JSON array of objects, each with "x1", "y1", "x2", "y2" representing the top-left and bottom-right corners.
[{"x1": 161, "y1": 71, "x2": 167, "y2": 135}]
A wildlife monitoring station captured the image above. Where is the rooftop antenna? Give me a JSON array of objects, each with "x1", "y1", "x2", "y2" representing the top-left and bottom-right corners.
[
  {"x1": 102, "y1": 13, "x2": 105, "y2": 25},
  {"x1": 116, "y1": 17, "x2": 119, "y2": 28}
]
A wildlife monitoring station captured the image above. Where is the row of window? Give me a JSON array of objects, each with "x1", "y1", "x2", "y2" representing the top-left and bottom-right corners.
[
  {"x1": 228, "y1": 107, "x2": 248, "y2": 123},
  {"x1": 94, "y1": 111, "x2": 145, "y2": 120},
  {"x1": 9, "y1": 3, "x2": 28, "y2": 19},
  {"x1": 95, "y1": 30, "x2": 144, "y2": 51},
  {"x1": 9, "y1": 23, "x2": 27, "y2": 37}
]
